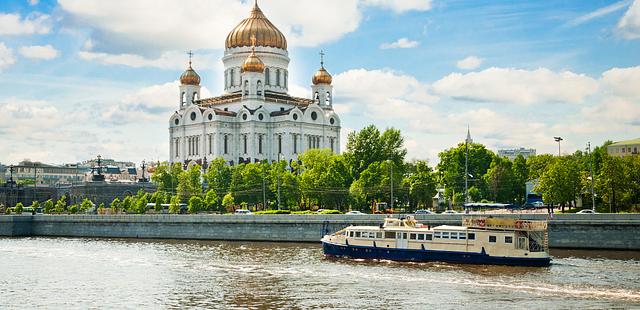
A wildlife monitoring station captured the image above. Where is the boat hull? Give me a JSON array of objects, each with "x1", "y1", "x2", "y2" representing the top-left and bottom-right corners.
[{"x1": 322, "y1": 241, "x2": 551, "y2": 267}]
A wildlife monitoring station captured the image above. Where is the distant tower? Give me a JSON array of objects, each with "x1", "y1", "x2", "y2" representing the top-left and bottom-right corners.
[
  {"x1": 179, "y1": 51, "x2": 201, "y2": 109},
  {"x1": 311, "y1": 50, "x2": 333, "y2": 108},
  {"x1": 466, "y1": 126, "x2": 473, "y2": 144}
]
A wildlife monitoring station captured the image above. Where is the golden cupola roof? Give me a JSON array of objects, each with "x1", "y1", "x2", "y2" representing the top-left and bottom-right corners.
[
  {"x1": 242, "y1": 44, "x2": 265, "y2": 73},
  {"x1": 225, "y1": 1, "x2": 287, "y2": 50},
  {"x1": 180, "y1": 63, "x2": 201, "y2": 86},
  {"x1": 312, "y1": 52, "x2": 332, "y2": 85}
]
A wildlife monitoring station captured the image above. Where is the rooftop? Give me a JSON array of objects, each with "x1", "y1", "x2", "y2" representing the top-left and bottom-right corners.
[{"x1": 610, "y1": 138, "x2": 640, "y2": 146}]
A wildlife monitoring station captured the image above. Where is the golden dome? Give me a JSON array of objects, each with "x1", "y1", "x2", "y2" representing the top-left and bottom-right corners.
[
  {"x1": 312, "y1": 67, "x2": 332, "y2": 85},
  {"x1": 225, "y1": 1, "x2": 287, "y2": 50},
  {"x1": 180, "y1": 65, "x2": 200, "y2": 85},
  {"x1": 242, "y1": 48, "x2": 265, "y2": 73}
]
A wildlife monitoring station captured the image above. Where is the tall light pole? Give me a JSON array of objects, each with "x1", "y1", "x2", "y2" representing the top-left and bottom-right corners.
[
  {"x1": 554, "y1": 137, "x2": 563, "y2": 156},
  {"x1": 588, "y1": 142, "x2": 596, "y2": 211},
  {"x1": 388, "y1": 159, "x2": 394, "y2": 211},
  {"x1": 277, "y1": 153, "x2": 282, "y2": 210}
]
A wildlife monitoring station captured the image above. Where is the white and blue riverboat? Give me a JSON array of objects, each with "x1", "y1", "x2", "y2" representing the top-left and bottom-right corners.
[{"x1": 321, "y1": 216, "x2": 551, "y2": 267}]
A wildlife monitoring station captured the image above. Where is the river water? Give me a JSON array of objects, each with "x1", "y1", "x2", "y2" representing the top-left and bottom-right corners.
[{"x1": 1, "y1": 238, "x2": 639, "y2": 309}]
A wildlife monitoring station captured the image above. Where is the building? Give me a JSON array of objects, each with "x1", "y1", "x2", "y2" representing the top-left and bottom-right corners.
[
  {"x1": 607, "y1": 138, "x2": 640, "y2": 157},
  {"x1": 2, "y1": 160, "x2": 89, "y2": 186},
  {"x1": 169, "y1": 2, "x2": 341, "y2": 167},
  {"x1": 498, "y1": 148, "x2": 536, "y2": 160}
]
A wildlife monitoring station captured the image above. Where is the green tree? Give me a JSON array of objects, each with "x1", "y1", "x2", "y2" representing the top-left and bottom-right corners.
[
  {"x1": 527, "y1": 154, "x2": 556, "y2": 181},
  {"x1": 68, "y1": 205, "x2": 78, "y2": 214},
  {"x1": 222, "y1": 192, "x2": 235, "y2": 213},
  {"x1": 204, "y1": 189, "x2": 219, "y2": 212},
  {"x1": 135, "y1": 196, "x2": 148, "y2": 214},
  {"x1": 80, "y1": 198, "x2": 93, "y2": 213},
  {"x1": 43, "y1": 199, "x2": 54, "y2": 214},
  {"x1": 188, "y1": 196, "x2": 204, "y2": 214},
  {"x1": 14, "y1": 202, "x2": 24, "y2": 214},
  {"x1": 122, "y1": 196, "x2": 133, "y2": 213},
  {"x1": 29, "y1": 201, "x2": 40, "y2": 212},
  {"x1": 537, "y1": 156, "x2": 580, "y2": 211},
  {"x1": 177, "y1": 164, "x2": 202, "y2": 200},
  {"x1": 343, "y1": 125, "x2": 407, "y2": 181},
  {"x1": 110, "y1": 198, "x2": 121, "y2": 213},
  {"x1": 483, "y1": 157, "x2": 516, "y2": 203},
  {"x1": 404, "y1": 160, "x2": 437, "y2": 209},
  {"x1": 151, "y1": 162, "x2": 182, "y2": 193},
  {"x1": 204, "y1": 157, "x2": 233, "y2": 194},
  {"x1": 299, "y1": 149, "x2": 349, "y2": 210},
  {"x1": 54, "y1": 196, "x2": 67, "y2": 213},
  {"x1": 437, "y1": 142, "x2": 495, "y2": 201},
  {"x1": 169, "y1": 196, "x2": 182, "y2": 214},
  {"x1": 596, "y1": 155, "x2": 629, "y2": 213},
  {"x1": 512, "y1": 154, "x2": 529, "y2": 205},
  {"x1": 268, "y1": 160, "x2": 300, "y2": 209}
]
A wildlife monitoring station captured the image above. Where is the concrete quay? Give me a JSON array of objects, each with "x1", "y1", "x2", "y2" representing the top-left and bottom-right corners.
[{"x1": 1, "y1": 213, "x2": 639, "y2": 250}]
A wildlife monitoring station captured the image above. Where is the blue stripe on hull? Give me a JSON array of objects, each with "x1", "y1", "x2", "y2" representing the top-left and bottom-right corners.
[{"x1": 322, "y1": 241, "x2": 551, "y2": 267}]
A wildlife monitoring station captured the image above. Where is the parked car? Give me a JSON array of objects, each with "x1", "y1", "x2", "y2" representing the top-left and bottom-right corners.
[
  {"x1": 415, "y1": 209, "x2": 434, "y2": 215},
  {"x1": 441, "y1": 210, "x2": 458, "y2": 215},
  {"x1": 234, "y1": 209, "x2": 252, "y2": 215},
  {"x1": 576, "y1": 209, "x2": 598, "y2": 214},
  {"x1": 345, "y1": 211, "x2": 366, "y2": 215}
]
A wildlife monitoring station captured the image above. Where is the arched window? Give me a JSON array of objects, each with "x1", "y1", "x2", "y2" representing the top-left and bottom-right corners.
[
  {"x1": 224, "y1": 135, "x2": 229, "y2": 154},
  {"x1": 193, "y1": 91, "x2": 199, "y2": 102},
  {"x1": 244, "y1": 80, "x2": 249, "y2": 95},
  {"x1": 181, "y1": 92, "x2": 186, "y2": 106},
  {"x1": 276, "y1": 69, "x2": 281, "y2": 86},
  {"x1": 225, "y1": 70, "x2": 228, "y2": 87},
  {"x1": 230, "y1": 69, "x2": 235, "y2": 87},
  {"x1": 265, "y1": 68, "x2": 270, "y2": 85},
  {"x1": 284, "y1": 71, "x2": 288, "y2": 88},
  {"x1": 325, "y1": 91, "x2": 331, "y2": 105},
  {"x1": 243, "y1": 135, "x2": 248, "y2": 154},
  {"x1": 314, "y1": 92, "x2": 320, "y2": 104},
  {"x1": 257, "y1": 80, "x2": 263, "y2": 96}
]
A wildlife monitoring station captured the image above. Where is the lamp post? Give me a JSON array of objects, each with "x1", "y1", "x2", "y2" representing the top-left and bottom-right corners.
[
  {"x1": 277, "y1": 153, "x2": 283, "y2": 210},
  {"x1": 554, "y1": 137, "x2": 563, "y2": 156},
  {"x1": 587, "y1": 142, "x2": 596, "y2": 211}
]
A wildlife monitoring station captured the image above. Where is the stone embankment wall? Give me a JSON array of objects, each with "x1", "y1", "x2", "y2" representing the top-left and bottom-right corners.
[{"x1": 1, "y1": 214, "x2": 639, "y2": 250}]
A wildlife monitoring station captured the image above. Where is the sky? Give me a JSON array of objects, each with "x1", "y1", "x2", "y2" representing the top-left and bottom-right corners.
[{"x1": 0, "y1": 0, "x2": 639, "y2": 166}]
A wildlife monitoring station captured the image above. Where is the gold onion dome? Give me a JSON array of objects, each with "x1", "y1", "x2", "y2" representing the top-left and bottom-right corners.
[
  {"x1": 242, "y1": 48, "x2": 265, "y2": 73},
  {"x1": 225, "y1": 1, "x2": 287, "y2": 50},
  {"x1": 312, "y1": 67, "x2": 332, "y2": 85},
  {"x1": 180, "y1": 64, "x2": 200, "y2": 85}
]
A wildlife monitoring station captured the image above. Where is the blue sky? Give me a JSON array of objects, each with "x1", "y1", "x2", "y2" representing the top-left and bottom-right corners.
[{"x1": 1, "y1": 0, "x2": 639, "y2": 166}]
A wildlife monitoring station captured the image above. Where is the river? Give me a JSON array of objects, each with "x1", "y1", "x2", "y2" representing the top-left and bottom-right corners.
[{"x1": 0, "y1": 237, "x2": 638, "y2": 309}]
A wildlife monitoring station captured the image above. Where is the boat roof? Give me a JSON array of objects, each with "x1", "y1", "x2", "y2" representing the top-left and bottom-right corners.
[{"x1": 433, "y1": 225, "x2": 468, "y2": 231}]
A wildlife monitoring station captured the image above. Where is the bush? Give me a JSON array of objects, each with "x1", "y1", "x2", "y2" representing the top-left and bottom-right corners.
[
  {"x1": 6, "y1": 207, "x2": 11, "y2": 215},
  {"x1": 110, "y1": 198, "x2": 121, "y2": 213},
  {"x1": 30, "y1": 201, "x2": 40, "y2": 212},
  {"x1": 54, "y1": 196, "x2": 66, "y2": 213},
  {"x1": 319, "y1": 210, "x2": 342, "y2": 214},
  {"x1": 68, "y1": 205, "x2": 78, "y2": 214},
  {"x1": 43, "y1": 199, "x2": 54, "y2": 214},
  {"x1": 188, "y1": 196, "x2": 204, "y2": 214},
  {"x1": 254, "y1": 209, "x2": 291, "y2": 215},
  {"x1": 169, "y1": 196, "x2": 181, "y2": 214},
  {"x1": 14, "y1": 202, "x2": 24, "y2": 214},
  {"x1": 80, "y1": 198, "x2": 93, "y2": 213},
  {"x1": 291, "y1": 210, "x2": 315, "y2": 215}
]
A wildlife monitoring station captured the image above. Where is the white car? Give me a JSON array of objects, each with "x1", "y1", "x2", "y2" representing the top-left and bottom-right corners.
[
  {"x1": 415, "y1": 209, "x2": 434, "y2": 215},
  {"x1": 576, "y1": 209, "x2": 598, "y2": 214},
  {"x1": 234, "y1": 209, "x2": 252, "y2": 215},
  {"x1": 441, "y1": 210, "x2": 458, "y2": 215},
  {"x1": 346, "y1": 211, "x2": 366, "y2": 215}
]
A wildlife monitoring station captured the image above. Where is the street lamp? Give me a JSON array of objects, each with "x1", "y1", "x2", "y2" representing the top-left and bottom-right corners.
[
  {"x1": 587, "y1": 142, "x2": 596, "y2": 211},
  {"x1": 277, "y1": 153, "x2": 283, "y2": 210},
  {"x1": 554, "y1": 137, "x2": 563, "y2": 156}
]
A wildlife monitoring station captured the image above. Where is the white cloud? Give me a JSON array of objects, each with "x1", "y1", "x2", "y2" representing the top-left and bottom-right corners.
[
  {"x1": 18, "y1": 45, "x2": 60, "y2": 60},
  {"x1": 433, "y1": 67, "x2": 599, "y2": 105},
  {"x1": 601, "y1": 66, "x2": 640, "y2": 98},
  {"x1": 78, "y1": 50, "x2": 217, "y2": 70},
  {"x1": 100, "y1": 81, "x2": 212, "y2": 125},
  {"x1": 567, "y1": 0, "x2": 631, "y2": 27},
  {"x1": 0, "y1": 13, "x2": 51, "y2": 35},
  {"x1": 618, "y1": 0, "x2": 640, "y2": 39},
  {"x1": 456, "y1": 56, "x2": 483, "y2": 70},
  {"x1": 362, "y1": 0, "x2": 432, "y2": 13},
  {"x1": 0, "y1": 43, "x2": 16, "y2": 71},
  {"x1": 380, "y1": 37, "x2": 420, "y2": 49}
]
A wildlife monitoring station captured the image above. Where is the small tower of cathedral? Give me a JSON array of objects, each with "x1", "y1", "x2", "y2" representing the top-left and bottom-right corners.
[
  {"x1": 311, "y1": 50, "x2": 333, "y2": 108},
  {"x1": 179, "y1": 51, "x2": 201, "y2": 109},
  {"x1": 241, "y1": 37, "x2": 266, "y2": 100}
]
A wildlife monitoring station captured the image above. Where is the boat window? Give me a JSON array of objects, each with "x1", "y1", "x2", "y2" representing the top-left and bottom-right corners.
[
  {"x1": 459, "y1": 233, "x2": 467, "y2": 240},
  {"x1": 385, "y1": 232, "x2": 395, "y2": 239},
  {"x1": 434, "y1": 232, "x2": 441, "y2": 238},
  {"x1": 442, "y1": 232, "x2": 450, "y2": 239},
  {"x1": 425, "y1": 234, "x2": 433, "y2": 241},
  {"x1": 361, "y1": 232, "x2": 369, "y2": 238},
  {"x1": 410, "y1": 233, "x2": 417, "y2": 240},
  {"x1": 417, "y1": 234, "x2": 424, "y2": 241},
  {"x1": 489, "y1": 235, "x2": 497, "y2": 243},
  {"x1": 468, "y1": 233, "x2": 475, "y2": 240},
  {"x1": 355, "y1": 231, "x2": 361, "y2": 238},
  {"x1": 450, "y1": 232, "x2": 458, "y2": 240},
  {"x1": 370, "y1": 232, "x2": 376, "y2": 239},
  {"x1": 376, "y1": 232, "x2": 383, "y2": 239},
  {"x1": 505, "y1": 236, "x2": 513, "y2": 244}
]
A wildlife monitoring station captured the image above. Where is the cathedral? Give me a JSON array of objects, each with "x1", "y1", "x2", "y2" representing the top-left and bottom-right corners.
[{"x1": 169, "y1": 1, "x2": 341, "y2": 167}]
